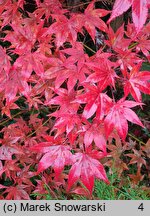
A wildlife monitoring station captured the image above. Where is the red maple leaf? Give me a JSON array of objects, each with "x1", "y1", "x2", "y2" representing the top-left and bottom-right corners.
[
  {"x1": 75, "y1": 84, "x2": 112, "y2": 119},
  {"x1": 1, "y1": 160, "x2": 21, "y2": 180},
  {"x1": 4, "y1": 66, "x2": 30, "y2": 105},
  {"x1": 85, "y1": 58, "x2": 118, "y2": 89},
  {"x1": 0, "y1": 1, "x2": 20, "y2": 27},
  {"x1": 3, "y1": 185, "x2": 30, "y2": 200},
  {"x1": 124, "y1": 63, "x2": 150, "y2": 102},
  {"x1": 104, "y1": 99, "x2": 144, "y2": 140},
  {"x1": 52, "y1": 113, "x2": 82, "y2": 136},
  {"x1": 34, "y1": 0, "x2": 65, "y2": 20},
  {"x1": 134, "y1": 24, "x2": 150, "y2": 60},
  {"x1": 61, "y1": 42, "x2": 90, "y2": 80},
  {"x1": 46, "y1": 88, "x2": 79, "y2": 114},
  {"x1": 0, "y1": 145, "x2": 23, "y2": 160},
  {"x1": 14, "y1": 51, "x2": 47, "y2": 77},
  {"x1": 116, "y1": 48, "x2": 142, "y2": 70},
  {"x1": 105, "y1": 25, "x2": 131, "y2": 50},
  {"x1": 45, "y1": 53, "x2": 89, "y2": 92},
  {"x1": 67, "y1": 152, "x2": 109, "y2": 194},
  {"x1": 0, "y1": 46, "x2": 11, "y2": 74},
  {"x1": 83, "y1": 119, "x2": 107, "y2": 153},
  {"x1": 31, "y1": 138, "x2": 73, "y2": 179},
  {"x1": 75, "y1": 2, "x2": 110, "y2": 41},
  {"x1": 43, "y1": 14, "x2": 78, "y2": 47}
]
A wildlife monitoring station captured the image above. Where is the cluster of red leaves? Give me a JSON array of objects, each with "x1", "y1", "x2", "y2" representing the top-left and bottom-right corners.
[{"x1": 0, "y1": 0, "x2": 150, "y2": 199}]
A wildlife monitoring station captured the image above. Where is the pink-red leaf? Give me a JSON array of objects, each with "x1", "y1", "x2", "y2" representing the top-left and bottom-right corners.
[
  {"x1": 124, "y1": 64, "x2": 150, "y2": 102},
  {"x1": 75, "y1": 85, "x2": 112, "y2": 119},
  {"x1": 108, "y1": 0, "x2": 132, "y2": 23},
  {"x1": 109, "y1": 0, "x2": 150, "y2": 32},
  {"x1": 31, "y1": 144, "x2": 73, "y2": 179},
  {"x1": 132, "y1": 0, "x2": 149, "y2": 32},
  {"x1": 83, "y1": 120, "x2": 107, "y2": 153},
  {"x1": 104, "y1": 99, "x2": 144, "y2": 140},
  {"x1": 67, "y1": 153, "x2": 109, "y2": 194}
]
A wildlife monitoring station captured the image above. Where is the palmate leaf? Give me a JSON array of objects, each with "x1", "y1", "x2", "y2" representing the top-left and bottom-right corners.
[
  {"x1": 0, "y1": 145, "x2": 23, "y2": 160},
  {"x1": 85, "y1": 58, "x2": 118, "y2": 89},
  {"x1": 46, "y1": 88, "x2": 79, "y2": 114},
  {"x1": 125, "y1": 22, "x2": 150, "y2": 60},
  {"x1": 104, "y1": 99, "x2": 144, "y2": 140},
  {"x1": 3, "y1": 185, "x2": 30, "y2": 200},
  {"x1": 126, "y1": 149, "x2": 146, "y2": 170},
  {"x1": 108, "y1": 0, "x2": 150, "y2": 32},
  {"x1": 30, "y1": 138, "x2": 73, "y2": 179},
  {"x1": 61, "y1": 42, "x2": 90, "y2": 79},
  {"x1": 124, "y1": 63, "x2": 150, "y2": 102},
  {"x1": 105, "y1": 25, "x2": 131, "y2": 50},
  {"x1": 128, "y1": 170, "x2": 144, "y2": 185},
  {"x1": 116, "y1": 48, "x2": 142, "y2": 70},
  {"x1": 75, "y1": 85, "x2": 112, "y2": 119},
  {"x1": 83, "y1": 119, "x2": 107, "y2": 154},
  {"x1": 75, "y1": 2, "x2": 110, "y2": 41},
  {"x1": 0, "y1": 46, "x2": 11, "y2": 74},
  {"x1": 67, "y1": 152, "x2": 109, "y2": 194},
  {"x1": 43, "y1": 14, "x2": 78, "y2": 47},
  {"x1": 4, "y1": 66, "x2": 30, "y2": 105},
  {"x1": 52, "y1": 113, "x2": 82, "y2": 136}
]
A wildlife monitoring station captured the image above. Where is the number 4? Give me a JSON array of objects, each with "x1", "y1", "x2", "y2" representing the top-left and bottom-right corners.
[{"x1": 138, "y1": 203, "x2": 144, "y2": 211}]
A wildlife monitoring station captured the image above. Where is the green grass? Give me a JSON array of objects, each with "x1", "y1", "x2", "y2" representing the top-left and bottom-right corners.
[
  {"x1": 31, "y1": 170, "x2": 150, "y2": 200},
  {"x1": 94, "y1": 178, "x2": 150, "y2": 200}
]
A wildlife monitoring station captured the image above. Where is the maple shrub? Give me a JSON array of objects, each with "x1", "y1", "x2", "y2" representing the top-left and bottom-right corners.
[{"x1": 0, "y1": 0, "x2": 150, "y2": 199}]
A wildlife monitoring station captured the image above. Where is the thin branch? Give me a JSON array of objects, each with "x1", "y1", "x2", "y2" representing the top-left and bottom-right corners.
[
  {"x1": 82, "y1": 43, "x2": 96, "y2": 54},
  {"x1": 128, "y1": 133, "x2": 146, "y2": 145},
  {"x1": 27, "y1": 117, "x2": 51, "y2": 138},
  {"x1": 0, "y1": 110, "x2": 25, "y2": 126}
]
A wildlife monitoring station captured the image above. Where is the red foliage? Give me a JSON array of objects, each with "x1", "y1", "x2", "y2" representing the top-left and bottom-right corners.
[
  {"x1": 108, "y1": 0, "x2": 150, "y2": 33},
  {"x1": 0, "y1": 0, "x2": 150, "y2": 199}
]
